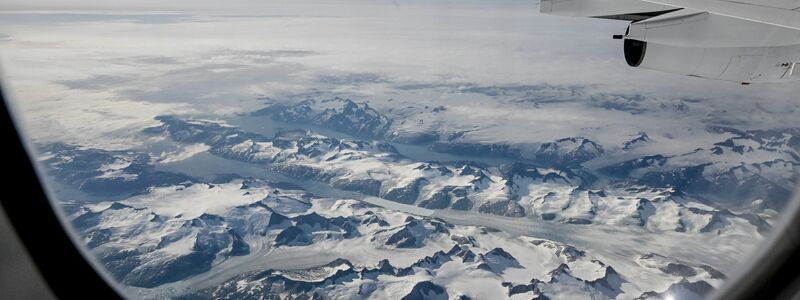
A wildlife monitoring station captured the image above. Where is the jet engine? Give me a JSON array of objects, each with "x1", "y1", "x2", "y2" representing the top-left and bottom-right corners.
[{"x1": 621, "y1": 9, "x2": 800, "y2": 83}]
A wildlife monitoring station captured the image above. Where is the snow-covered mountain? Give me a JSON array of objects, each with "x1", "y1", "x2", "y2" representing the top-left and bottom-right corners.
[
  {"x1": 600, "y1": 127, "x2": 800, "y2": 212},
  {"x1": 39, "y1": 143, "x2": 193, "y2": 197},
  {"x1": 255, "y1": 98, "x2": 608, "y2": 166},
  {"x1": 36, "y1": 139, "x2": 742, "y2": 299},
  {"x1": 64, "y1": 176, "x2": 725, "y2": 299},
  {"x1": 253, "y1": 97, "x2": 393, "y2": 140},
  {"x1": 142, "y1": 116, "x2": 771, "y2": 237},
  {"x1": 33, "y1": 96, "x2": 798, "y2": 299},
  {"x1": 252, "y1": 97, "x2": 798, "y2": 214}
]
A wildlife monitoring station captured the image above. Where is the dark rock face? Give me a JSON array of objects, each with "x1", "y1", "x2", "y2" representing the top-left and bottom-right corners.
[
  {"x1": 623, "y1": 132, "x2": 651, "y2": 150},
  {"x1": 547, "y1": 263, "x2": 572, "y2": 282},
  {"x1": 111, "y1": 215, "x2": 255, "y2": 287},
  {"x1": 450, "y1": 197, "x2": 474, "y2": 211},
  {"x1": 599, "y1": 155, "x2": 668, "y2": 178},
  {"x1": 312, "y1": 99, "x2": 393, "y2": 139},
  {"x1": 361, "y1": 214, "x2": 390, "y2": 227},
  {"x1": 383, "y1": 178, "x2": 428, "y2": 204},
  {"x1": 554, "y1": 245, "x2": 585, "y2": 262},
  {"x1": 538, "y1": 263, "x2": 626, "y2": 299},
  {"x1": 560, "y1": 217, "x2": 593, "y2": 225},
  {"x1": 448, "y1": 245, "x2": 477, "y2": 263},
  {"x1": 271, "y1": 164, "x2": 325, "y2": 180},
  {"x1": 541, "y1": 213, "x2": 557, "y2": 221},
  {"x1": 659, "y1": 263, "x2": 697, "y2": 277},
  {"x1": 635, "y1": 279, "x2": 714, "y2": 300},
  {"x1": 155, "y1": 115, "x2": 269, "y2": 148},
  {"x1": 267, "y1": 210, "x2": 291, "y2": 227},
  {"x1": 478, "y1": 200, "x2": 526, "y2": 217},
  {"x1": 38, "y1": 143, "x2": 193, "y2": 197},
  {"x1": 275, "y1": 226, "x2": 312, "y2": 246},
  {"x1": 420, "y1": 186, "x2": 470, "y2": 209},
  {"x1": 484, "y1": 248, "x2": 518, "y2": 262},
  {"x1": 501, "y1": 163, "x2": 553, "y2": 181},
  {"x1": 183, "y1": 270, "x2": 320, "y2": 299},
  {"x1": 97, "y1": 249, "x2": 142, "y2": 282},
  {"x1": 588, "y1": 267, "x2": 624, "y2": 299},
  {"x1": 72, "y1": 210, "x2": 104, "y2": 230},
  {"x1": 691, "y1": 208, "x2": 771, "y2": 234},
  {"x1": 258, "y1": 100, "x2": 313, "y2": 122},
  {"x1": 255, "y1": 98, "x2": 393, "y2": 139},
  {"x1": 698, "y1": 209, "x2": 730, "y2": 234},
  {"x1": 628, "y1": 160, "x2": 791, "y2": 211},
  {"x1": 479, "y1": 248, "x2": 523, "y2": 273},
  {"x1": 186, "y1": 256, "x2": 454, "y2": 300},
  {"x1": 500, "y1": 163, "x2": 581, "y2": 190},
  {"x1": 406, "y1": 250, "x2": 452, "y2": 271},
  {"x1": 72, "y1": 199, "x2": 265, "y2": 288},
  {"x1": 631, "y1": 199, "x2": 656, "y2": 226},
  {"x1": 598, "y1": 127, "x2": 800, "y2": 212},
  {"x1": 361, "y1": 259, "x2": 397, "y2": 279},
  {"x1": 85, "y1": 228, "x2": 112, "y2": 248},
  {"x1": 637, "y1": 164, "x2": 710, "y2": 191},
  {"x1": 74, "y1": 178, "x2": 408, "y2": 289},
  {"x1": 506, "y1": 282, "x2": 535, "y2": 296},
  {"x1": 330, "y1": 178, "x2": 382, "y2": 196},
  {"x1": 293, "y1": 212, "x2": 330, "y2": 229},
  {"x1": 534, "y1": 137, "x2": 604, "y2": 166},
  {"x1": 701, "y1": 164, "x2": 792, "y2": 211},
  {"x1": 124, "y1": 251, "x2": 216, "y2": 288},
  {"x1": 274, "y1": 212, "x2": 364, "y2": 246},
  {"x1": 374, "y1": 218, "x2": 449, "y2": 249},
  {"x1": 228, "y1": 229, "x2": 250, "y2": 256},
  {"x1": 401, "y1": 281, "x2": 448, "y2": 300},
  {"x1": 419, "y1": 189, "x2": 453, "y2": 209},
  {"x1": 384, "y1": 225, "x2": 420, "y2": 248}
]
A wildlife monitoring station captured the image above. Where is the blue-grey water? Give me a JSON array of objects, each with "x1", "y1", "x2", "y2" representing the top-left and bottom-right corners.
[{"x1": 156, "y1": 151, "x2": 365, "y2": 201}]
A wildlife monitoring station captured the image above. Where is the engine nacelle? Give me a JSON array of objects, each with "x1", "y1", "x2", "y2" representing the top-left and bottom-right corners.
[
  {"x1": 623, "y1": 38, "x2": 800, "y2": 83},
  {"x1": 620, "y1": 8, "x2": 800, "y2": 83}
]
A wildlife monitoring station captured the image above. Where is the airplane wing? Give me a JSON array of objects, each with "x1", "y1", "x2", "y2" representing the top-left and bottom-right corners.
[
  {"x1": 540, "y1": 0, "x2": 800, "y2": 83},
  {"x1": 641, "y1": 0, "x2": 800, "y2": 30}
]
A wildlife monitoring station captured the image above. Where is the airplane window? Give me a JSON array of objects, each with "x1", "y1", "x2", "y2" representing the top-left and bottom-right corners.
[{"x1": 1, "y1": 1, "x2": 799, "y2": 299}]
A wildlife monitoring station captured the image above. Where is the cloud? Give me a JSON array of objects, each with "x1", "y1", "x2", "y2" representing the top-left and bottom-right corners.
[
  {"x1": 58, "y1": 74, "x2": 134, "y2": 90},
  {"x1": 0, "y1": 11, "x2": 194, "y2": 24},
  {"x1": 0, "y1": 3, "x2": 798, "y2": 153}
]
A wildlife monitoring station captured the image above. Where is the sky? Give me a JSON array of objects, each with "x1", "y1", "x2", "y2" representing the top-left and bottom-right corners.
[{"x1": 5, "y1": 0, "x2": 541, "y2": 11}]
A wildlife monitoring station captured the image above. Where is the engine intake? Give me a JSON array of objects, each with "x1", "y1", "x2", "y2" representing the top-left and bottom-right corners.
[{"x1": 624, "y1": 39, "x2": 646, "y2": 67}]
